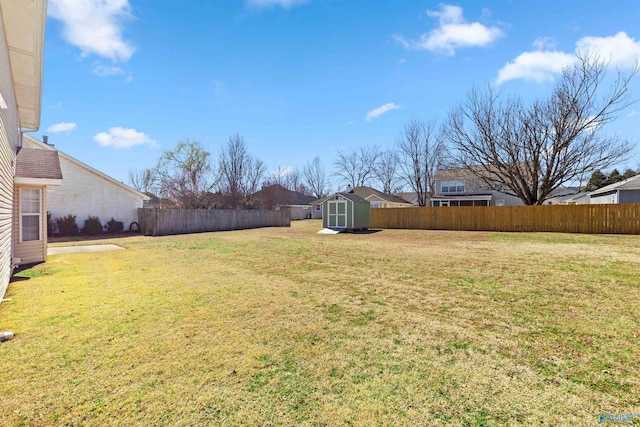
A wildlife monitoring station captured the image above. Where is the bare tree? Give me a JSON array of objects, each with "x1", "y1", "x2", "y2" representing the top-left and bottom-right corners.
[
  {"x1": 334, "y1": 146, "x2": 381, "y2": 188},
  {"x1": 218, "y1": 133, "x2": 266, "y2": 207},
  {"x1": 396, "y1": 120, "x2": 447, "y2": 206},
  {"x1": 263, "y1": 166, "x2": 309, "y2": 194},
  {"x1": 444, "y1": 54, "x2": 636, "y2": 205},
  {"x1": 128, "y1": 167, "x2": 158, "y2": 194},
  {"x1": 155, "y1": 140, "x2": 218, "y2": 208},
  {"x1": 285, "y1": 167, "x2": 305, "y2": 193},
  {"x1": 375, "y1": 149, "x2": 402, "y2": 194},
  {"x1": 264, "y1": 166, "x2": 290, "y2": 188},
  {"x1": 303, "y1": 156, "x2": 329, "y2": 198}
]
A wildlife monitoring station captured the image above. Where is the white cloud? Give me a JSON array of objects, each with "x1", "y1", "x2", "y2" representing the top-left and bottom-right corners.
[
  {"x1": 576, "y1": 32, "x2": 640, "y2": 68},
  {"x1": 48, "y1": 0, "x2": 135, "y2": 61},
  {"x1": 497, "y1": 32, "x2": 640, "y2": 84},
  {"x1": 394, "y1": 4, "x2": 503, "y2": 55},
  {"x1": 46, "y1": 122, "x2": 77, "y2": 133},
  {"x1": 91, "y1": 62, "x2": 125, "y2": 77},
  {"x1": 533, "y1": 36, "x2": 557, "y2": 50},
  {"x1": 93, "y1": 127, "x2": 156, "y2": 149},
  {"x1": 365, "y1": 103, "x2": 401, "y2": 122},
  {"x1": 246, "y1": 0, "x2": 309, "y2": 9},
  {"x1": 496, "y1": 51, "x2": 575, "y2": 84}
]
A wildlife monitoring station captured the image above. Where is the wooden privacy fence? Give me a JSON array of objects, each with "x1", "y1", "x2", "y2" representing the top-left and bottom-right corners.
[
  {"x1": 138, "y1": 208, "x2": 290, "y2": 236},
  {"x1": 370, "y1": 204, "x2": 640, "y2": 234}
]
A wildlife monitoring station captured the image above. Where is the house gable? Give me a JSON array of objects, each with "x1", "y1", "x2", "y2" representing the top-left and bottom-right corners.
[{"x1": 23, "y1": 135, "x2": 150, "y2": 200}]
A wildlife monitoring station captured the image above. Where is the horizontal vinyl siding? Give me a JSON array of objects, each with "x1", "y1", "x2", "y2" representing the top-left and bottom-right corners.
[
  {"x1": 14, "y1": 186, "x2": 46, "y2": 264},
  {"x1": 0, "y1": 8, "x2": 21, "y2": 298},
  {"x1": 619, "y1": 191, "x2": 640, "y2": 204}
]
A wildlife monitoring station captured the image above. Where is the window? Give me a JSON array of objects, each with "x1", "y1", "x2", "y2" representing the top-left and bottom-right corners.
[
  {"x1": 370, "y1": 201, "x2": 382, "y2": 208},
  {"x1": 441, "y1": 180, "x2": 465, "y2": 193},
  {"x1": 20, "y1": 188, "x2": 41, "y2": 242},
  {"x1": 315, "y1": 204, "x2": 320, "y2": 211}
]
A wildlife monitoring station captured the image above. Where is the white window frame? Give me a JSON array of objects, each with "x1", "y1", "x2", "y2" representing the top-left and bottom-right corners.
[
  {"x1": 315, "y1": 204, "x2": 321, "y2": 211},
  {"x1": 370, "y1": 201, "x2": 383, "y2": 208},
  {"x1": 441, "y1": 180, "x2": 465, "y2": 193},
  {"x1": 19, "y1": 187, "x2": 42, "y2": 242}
]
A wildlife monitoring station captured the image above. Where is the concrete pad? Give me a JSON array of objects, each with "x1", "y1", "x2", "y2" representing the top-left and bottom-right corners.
[
  {"x1": 317, "y1": 228, "x2": 341, "y2": 234},
  {"x1": 48, "y1": 244, "x2": 125, "y2": 255}
]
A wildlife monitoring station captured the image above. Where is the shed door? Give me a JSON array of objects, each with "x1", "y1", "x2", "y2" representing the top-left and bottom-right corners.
[{"x1": 328, "y1": 200, "x2": 347, "y2": 228}]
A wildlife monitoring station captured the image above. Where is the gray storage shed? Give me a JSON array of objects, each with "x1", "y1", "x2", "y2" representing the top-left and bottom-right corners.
[{"x1": 322, "y1": 192, "x2": 370, "y2": 230}]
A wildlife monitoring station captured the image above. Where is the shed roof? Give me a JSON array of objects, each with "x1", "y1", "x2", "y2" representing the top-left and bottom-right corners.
[{"x1": 334, "y1": 192, "x2": 369, "y2": 203}]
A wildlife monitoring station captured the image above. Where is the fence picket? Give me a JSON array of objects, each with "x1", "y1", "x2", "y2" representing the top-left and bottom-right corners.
[
  {"x1": 138, "y1": 208, "x2": 291, "y2": 236},
  {"x1": 370, "y1": 204, "x2": 640, "y2": 234}
]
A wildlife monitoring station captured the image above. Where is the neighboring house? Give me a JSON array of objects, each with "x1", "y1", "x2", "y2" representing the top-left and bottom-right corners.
[
  {"x1": 311, "y1": 186, "x2": 413, "y2": 218},
  {"x1": 1, "y1": 0, "x2": 54, "y2": 297},
  {"x1": 250, "y1": 184, "x2": 315, "y2": 220},
  {"x1": 397, "y1": 192, "x2": 420, "y2": 206},
  {"x1": 310, "y1": 197, "x2": 325, "y2": 219},
  {"x1": 545, "y1": 187, "x2": 590, "y2": 205},
  {"x1": 589, "y1": 174, "x2": 640, "y2": 204},
  {"x1": 23, "y1": 135, "x2": 150, "y2": 231},
  {"x1": 546, "y1": 192, "x2": 590, "y2": 205},
  {"x1": 322, "y1": 192, "x2": 370, "y2": 230},
  {"x1": 431, "y1": 167, "x2": 523, "y2": 207},
  {"x1": 349, "y1": 186, "x2": 414, "y2": 209}
]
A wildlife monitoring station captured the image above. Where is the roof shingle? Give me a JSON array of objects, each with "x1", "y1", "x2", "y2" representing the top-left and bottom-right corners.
[{"x1": 15, "y1": 147, "x2": 63, "y2": 180}]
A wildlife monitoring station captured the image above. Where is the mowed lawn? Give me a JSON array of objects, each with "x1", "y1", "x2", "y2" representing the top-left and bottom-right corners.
[{"x1": 1, "y1": 220, "x2": 639, "y2": 426}]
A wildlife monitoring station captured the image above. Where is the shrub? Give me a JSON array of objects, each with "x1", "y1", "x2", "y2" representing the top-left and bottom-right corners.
[
  {"x1": 106, "y1": 218, "x2": 124, "y2": 234},
  {"x1": 81, "y1": 216, "x2": 103, "y2": 235},
  {"x1": 55, "y1": 214, "x2": 79, "y2": 236}
]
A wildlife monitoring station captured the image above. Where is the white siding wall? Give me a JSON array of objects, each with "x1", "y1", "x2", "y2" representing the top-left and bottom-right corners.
[
  {"x1": 590, "y1": 192, "x2": 617, "y2": 205},
  {"x1": 47, "y1": 158, "x2": 145, "y2": 230},
  {"x1": 288, "y1": 206, "x2": 312, "y2": 220},
  {"x1": 0, "y1": 9, "x2": 20, "y2": 297},
  {"x1": 311, "y1": 204, "x2": 322, "y2": 219}
]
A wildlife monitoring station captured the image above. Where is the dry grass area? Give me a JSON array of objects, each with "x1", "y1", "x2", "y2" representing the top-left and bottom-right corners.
[{"x1": 1, "y1": 220, "x2": 639, "y2": 426}]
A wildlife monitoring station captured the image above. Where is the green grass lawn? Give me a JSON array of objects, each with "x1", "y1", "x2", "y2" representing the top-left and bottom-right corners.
[{"x1": 1, "y1": 220, "x2": 639, "y2": 426}]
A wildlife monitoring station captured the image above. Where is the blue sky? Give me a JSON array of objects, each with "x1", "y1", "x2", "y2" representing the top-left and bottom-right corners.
[{"x1": 35, "y1": 0, "x2": 640, "y2": 190}]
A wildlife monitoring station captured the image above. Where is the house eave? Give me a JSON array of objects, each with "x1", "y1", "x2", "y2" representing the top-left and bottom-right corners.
[
  {"x1": 432, "y1": 194, "x2": 492, "y2": 200},
  {"x1": 14, "y1": 177, "x2": 62, "y2": 186},
  {"x1": 1, "y1": 0, "x2": 47, "y2": 131}
]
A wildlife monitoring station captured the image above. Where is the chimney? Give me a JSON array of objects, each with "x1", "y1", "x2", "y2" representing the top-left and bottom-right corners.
[
  {"x1": 43, "y1": 135, "x2": 54, "y2": 147},
  {"x1": 346, "y1": 184, "x2": 352, "y2": 193}
]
